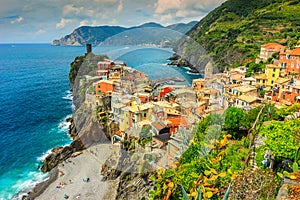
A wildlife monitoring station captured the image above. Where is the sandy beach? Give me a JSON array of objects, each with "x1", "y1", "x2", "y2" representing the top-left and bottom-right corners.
[{"x1": 35, "y1": 143, "x2": 117, "y2": 200}]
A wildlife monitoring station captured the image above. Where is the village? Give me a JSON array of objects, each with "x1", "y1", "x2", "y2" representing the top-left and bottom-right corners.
[{"x1": 82, "y1": 43, "x2": 300, "y2": 168}]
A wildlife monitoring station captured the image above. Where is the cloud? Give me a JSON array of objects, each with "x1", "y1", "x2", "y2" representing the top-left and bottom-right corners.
[
  {"x1": 10, "y1": 16, "x2": 23, "y2": 24},
  {"x1": 56, "y1": 18, "x2": 72, "y2": 29},
  {"x1": 63, "y1": 4, "x2": 84, "y2": 16},
  {"x1": 155, "y1": 0, "x2": 226, "y2": 14},
  {"x1": 117, "y1": 0, "x2": 123, "y2": 13},
  {"x1": 155, "y1": 0, "x2": 180, "y2": 14},
  {"x1": 79, "y1": 20, "x2": 88, "y2": 26},
  {"x1": 36, "y1": 29, "x2": 46, "y2": 34}
]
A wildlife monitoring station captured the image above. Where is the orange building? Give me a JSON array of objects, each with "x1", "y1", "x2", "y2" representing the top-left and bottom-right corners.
[
  {"x1": 271, "y1": 80, "x2": 300, "y2": 104},
  {"x1": 259, "y1": 43, "x2": 285, "y2": 62},
  {"x1": 94, "y1": 80, "x2": 114, "y2": 97},
  {"x1": 279, "y1": 47, "x2": 300, "y2": 75}
]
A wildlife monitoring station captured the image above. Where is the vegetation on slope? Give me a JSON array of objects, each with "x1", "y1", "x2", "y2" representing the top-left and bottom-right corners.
[
  {"x1": 149, "y1": 103, "x2": 300, "y2": 199},
  {"x1": 179, "y1": 0, "x2": 300, "y2": 71}
]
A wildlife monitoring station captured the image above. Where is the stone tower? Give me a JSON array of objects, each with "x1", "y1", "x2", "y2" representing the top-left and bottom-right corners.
[
  {"x1": 205, "y1": 61, "x2": 213, "y2": 80},
  {"x1": 86, "y1": 44, "x2": 92, "y2": 54}
]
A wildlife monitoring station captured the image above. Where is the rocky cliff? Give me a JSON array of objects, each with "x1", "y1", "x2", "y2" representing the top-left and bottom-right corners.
[{"x1": 41, "y1": 53, "x2": 112, "y2": 172}]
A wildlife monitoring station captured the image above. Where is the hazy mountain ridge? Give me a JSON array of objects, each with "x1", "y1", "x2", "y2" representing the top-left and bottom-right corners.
[{"x1": 51, "y1": 21, "x2": 197, "y2": 46}]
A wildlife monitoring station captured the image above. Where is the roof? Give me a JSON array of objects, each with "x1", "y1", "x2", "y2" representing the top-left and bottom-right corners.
[
  {"x1": 230, "y1": 73, "x2": 244, "y2": 81},
  {"x1": 262, "y1": 43, "x2": 285, "y2": 50},
  {"x1": 275, "y1": 78, "x2": 290, "y2": 84},
  {"x1": 153, "y1": 133, "x2": 171, "y2": 143},
  {"x1": 95, "y1": 80, "x2": 114, "y2": 85},
  {"x1": 232, "y1": 85, "x2": 256, "y2": 93},
  {"x1": 172, "y1": 89, "x2": 195, "y2": 95},
  {"x1": 255, "y1": 74, "x2": 268, "y2": 80},
  {"x1": 166, "y1": 116, "x2": 188, "y2": 127},
  {"x1": 291, "y1": 48, "x2": 300, "y2": 55},
  {"x1": 294, "y1": 85, "x2": 300, "y2": 89},
  {"x1": 266, "y1": 64, "x2": 281, "y2": 69},
  {"x1": 237, "y1": 95, "x2": 257, "y2": 103},
  {"x1": 151, "y1": 122, "x2": 165, "y2": 131},
  {"x1": 98, "y1": 61, "x2": 111, "y2": 65},
  {"x1": 243, "y1": 77, "x2": 256, "y2": 81}
]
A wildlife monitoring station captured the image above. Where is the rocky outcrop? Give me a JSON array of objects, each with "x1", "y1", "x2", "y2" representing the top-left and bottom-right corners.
[
  {"x1": 168, "y1": 54, "x2": 201, "y2": 73},
  {"x1": 40, "y1": 139, "x2": 84, "y2": 172},
  {"x1": 40, "y1": 53, "x2": 111, "y2": 172}
]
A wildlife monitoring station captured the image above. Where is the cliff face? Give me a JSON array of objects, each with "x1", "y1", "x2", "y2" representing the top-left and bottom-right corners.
[
  {"x1": 175, "y1": 0, "x2": 300, "y2": 72},
  {"x1": 41, "y1": 53, "x2": 111, "y2": 172}
]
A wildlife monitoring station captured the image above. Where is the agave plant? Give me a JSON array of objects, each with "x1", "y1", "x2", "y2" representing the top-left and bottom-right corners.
[{"x1": 181, "y1": 183, "x2": 231, "y2": 200}]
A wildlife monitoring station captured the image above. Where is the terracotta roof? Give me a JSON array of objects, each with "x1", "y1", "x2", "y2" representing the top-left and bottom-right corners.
[
  {"x1": 151, "y1": 122, "x2": 164, "y2": 131},
  {"x1": 262, "y1": 43, "x2": 285, "y2": 49},
  {"x1": 166, "y1": 116, "x2": 188, "y2": 127},
  {"x1": 291, "y1": 48, "x2": 300, "y2": 55}
]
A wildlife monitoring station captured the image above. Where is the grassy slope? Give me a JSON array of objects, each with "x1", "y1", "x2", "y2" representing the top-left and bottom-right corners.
[{"x1": 186, "y1": 0, "x2": 300, "y2": 69}]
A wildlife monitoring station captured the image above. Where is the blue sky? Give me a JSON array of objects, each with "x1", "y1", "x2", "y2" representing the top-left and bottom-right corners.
[{"x1": 0, "y1": 0, "x2": 225, "y2": 43}]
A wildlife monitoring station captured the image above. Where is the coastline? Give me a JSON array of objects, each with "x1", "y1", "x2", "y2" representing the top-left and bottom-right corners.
[
  {"x1": 23, "y1": 167, "x2": 59, "y2": 199},
  {"x1": 35, "y1": 143, "x2": 117, "y2": 200}
]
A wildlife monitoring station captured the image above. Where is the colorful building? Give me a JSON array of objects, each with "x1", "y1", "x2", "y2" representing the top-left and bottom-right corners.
[
  {"x1": 279, "y1": 47, "x2": 300, "y2": 75},
  {"x1": 94, "y1": 80, "x2": 114, "y2": 97},
  {"x1": 265, "y1": 64, "x2": 281, "y2": 88},
  {"x1": 259, "y1": 43, "x2": 285, "y2": 62}
]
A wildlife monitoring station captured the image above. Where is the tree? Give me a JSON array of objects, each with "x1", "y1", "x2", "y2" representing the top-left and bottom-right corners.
[{"x1": 224, "y1": 107, "x2": 244, "y2": 137}]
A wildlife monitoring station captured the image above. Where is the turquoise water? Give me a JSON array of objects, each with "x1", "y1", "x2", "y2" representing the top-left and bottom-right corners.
[{"x1": 0, "y1": 44, "x2": 200, "y2": 199}]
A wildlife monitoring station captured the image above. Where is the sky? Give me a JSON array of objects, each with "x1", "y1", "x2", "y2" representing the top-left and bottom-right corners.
[{"x1": 0, "y1": 0, "x2": 226, "y2": 43}]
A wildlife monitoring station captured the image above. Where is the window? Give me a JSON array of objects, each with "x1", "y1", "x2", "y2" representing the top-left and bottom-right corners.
[
  {"x1": 291, "y1": 62, "x2": 294, "y2": 68},
  {"x1": 283, "y1": 95, "x2": 286, "y2": 99},
  {"x1": 282, "y1": 62, "x2": 286, "y2": 68},
  {"x1": 98, "y1": 85, "x2": 101, "y2": 88},
  {"x1": 242, "y1": 102, "x2": 244, "y2": 106},
  {"x1": 282, "y1": 85, "x2": 285, "y2": 89},
  {"x1": 271, "y1": 80, "x2": 274, "y2": 84},
  {"x1": 273, "y1": 68, "x2": 276, "y2": 72},
  {"x1": 240, "y1": 92, "x2": 242, "y2": 96},
  {"x1": 263, "y1": 80, "x2": 266, "y2": 83},
  {"x1": 294, "y1": 96, "x2": 297, "y2": 101},
  {"x1": 144, "y1": 113, "x2": 147, "y2": 118}
]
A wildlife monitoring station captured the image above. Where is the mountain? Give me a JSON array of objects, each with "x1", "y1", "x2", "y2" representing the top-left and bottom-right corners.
[
  {"x1": 51, "y1": 21, "x2": 197, "y2": 46},
  {"x1": 174, "y1": 0, "x2": 300, "y2": 73}
]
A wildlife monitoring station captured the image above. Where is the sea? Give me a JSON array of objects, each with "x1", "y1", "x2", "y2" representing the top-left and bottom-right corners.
[{"x1": 0, "y1": 44, "x2": 201, "y2": 199}]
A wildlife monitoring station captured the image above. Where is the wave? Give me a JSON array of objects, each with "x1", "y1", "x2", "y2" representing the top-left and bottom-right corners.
[
  {"x1": 183, "y1": 67, "x2": 191, "y2": 70},
  {"x1": 62, "y1": 90, "x2": 73, "y2": 101},
  {"x1": 11, "y1": 171, "x2": 49, "y2": 200},
  {"x1": 36, "y1": 149, "x2": 52, "y2": 162},
  {"x1": 187, "y1": 71, "x2": 201, "y2": 75},
  {"x1": 58, "y1": 114, "x2": 72, "y2": 133}
]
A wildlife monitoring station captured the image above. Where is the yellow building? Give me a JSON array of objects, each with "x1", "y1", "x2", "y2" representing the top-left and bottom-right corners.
[
  {"x1": 255, "y1": 64, "x2": 281, "y2": 90},
  {"x1": 265, "y1": 64, "x2": 281, "y2": 88}
]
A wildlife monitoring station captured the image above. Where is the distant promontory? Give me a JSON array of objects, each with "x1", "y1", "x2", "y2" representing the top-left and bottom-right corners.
[{"x1": 51, "y1": 21, "x2": 197, "y2": 47}]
